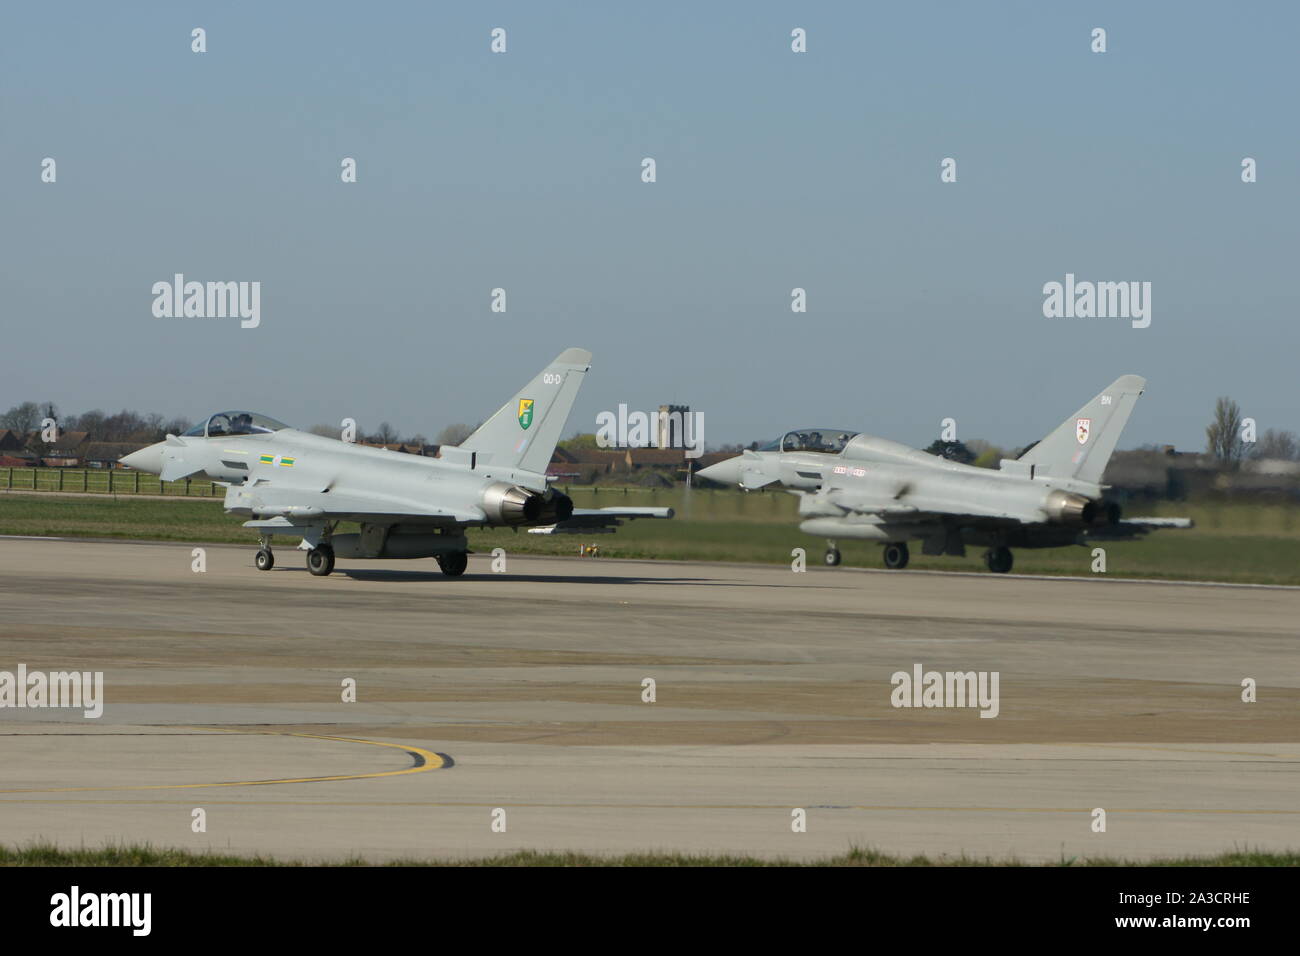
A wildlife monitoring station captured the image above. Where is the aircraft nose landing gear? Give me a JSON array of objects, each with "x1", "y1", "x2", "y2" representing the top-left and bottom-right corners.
[{"x1": 254, "y1": 534, "x2": 275, "y2": 571}]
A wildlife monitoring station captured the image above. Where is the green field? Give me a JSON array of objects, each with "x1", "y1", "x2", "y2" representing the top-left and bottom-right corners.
[
  {"x1": 2, "y1": 842, "x2": 1295, "y2": 867},
  {"x1": 2, "y1": 482, "x2": 1299, "y2": 584}
]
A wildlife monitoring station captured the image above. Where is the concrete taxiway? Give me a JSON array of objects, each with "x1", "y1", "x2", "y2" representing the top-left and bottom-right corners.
[{"x1": 0, "y1": 537, "x2": 1296, "y2": 862}]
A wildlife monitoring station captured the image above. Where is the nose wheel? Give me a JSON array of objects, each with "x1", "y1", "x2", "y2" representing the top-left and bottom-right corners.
[
  {"x1": 307, "y1": 544, "x2": 336, "y2": 576},
  {"x1": 983, "y1": 546, "x2": 1014, "y2": 573},
  {"x1": 882, "y1": 542, "x2": 910, "y2": 569}
]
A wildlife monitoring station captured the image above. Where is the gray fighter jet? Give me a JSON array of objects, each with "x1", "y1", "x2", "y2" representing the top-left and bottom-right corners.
[
  {"x1": 120, "y1": 348, "x2": 671, "y2": 576},
  {"x1": 696, "y1": 375, "x2": 1190, "y2": 573}
]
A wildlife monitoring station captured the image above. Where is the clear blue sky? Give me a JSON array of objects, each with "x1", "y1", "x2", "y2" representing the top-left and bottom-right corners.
[{"x1": 3, "y1": 1, "x2": 1295, "y2": 451}]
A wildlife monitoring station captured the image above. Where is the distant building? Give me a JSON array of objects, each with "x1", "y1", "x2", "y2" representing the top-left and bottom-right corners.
[
  {"x1": 83, "y1": 442, "x2": 152, "y2": 469},
  {"x1": 360, "y1": 441, "x2": 428, "y2": 456},
  {"x1": 623, "y1": 447, "x2": 681, "y2": 468},
  {"x1": 1104, "y1": 447, "x2": 1300, "y2": 501},
  {"x1": 656, "y1": 404, "x2": 690, "y2": 450}
]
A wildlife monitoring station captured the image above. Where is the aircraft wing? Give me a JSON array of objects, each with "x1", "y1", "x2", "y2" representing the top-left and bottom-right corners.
[
  {"x1": 825, "y1": 497, "x2": 1196, "y2": 538},
  {"x1": 1122, "y1": 516, "x2": 1195, "y2": 528},
  {"x1": 820, "y1": 490, "x2": 1031, "y2": 524},
  {"x1": 225, "y1": 483, "x2": 481, "y2": 527},
  {"x1": 824, "y1": 495, "x2": 921, "y2": 517},
  {"x1": 527, "y1": 507, "x2": 675, "y2": 534},
  {"x1": 1085, "y1": 516, "x2": 1194, "y2": 540}
]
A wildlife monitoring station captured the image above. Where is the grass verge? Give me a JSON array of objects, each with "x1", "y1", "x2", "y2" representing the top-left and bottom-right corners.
[
  {"x1": 2, "y1": 842, "x2": 1297, "y2": 867},
  {"x1": 2, "y1": 489, "x2": 1299, "y2": 584}
]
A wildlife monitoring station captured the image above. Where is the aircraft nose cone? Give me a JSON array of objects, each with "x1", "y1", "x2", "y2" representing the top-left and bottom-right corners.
[
  {"x1": 696, "y1": 456, "x2": 742, "y2": 486},
  {"x1": 120, "y1": 442, "x2": 164, "y2": 475}
]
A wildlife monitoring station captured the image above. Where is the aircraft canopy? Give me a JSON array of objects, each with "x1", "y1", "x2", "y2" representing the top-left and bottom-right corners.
[
  {"x1": 763, "y1": 429, "x2": 858, "y2": 454},
  {"x1": 182, "y1": 411, "x2": 290, "y2": 438}
]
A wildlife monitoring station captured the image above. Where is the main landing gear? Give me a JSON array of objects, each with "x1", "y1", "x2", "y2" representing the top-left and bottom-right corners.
[
  {"x1": 882, "y1": 542, "x2": 910, "y2": 570},
  {"x1": 983, "y1": 546, "x2": 1014, "y2": 574},
  {"x1": 307, "y1": 543, "x2": 336, "y2": 576},
  {"x1": 824, "y1": 542, "x2": 842, "y2": 566},
  {"x1": 436, "y1": 551, "x2": 469, "y2": 577}
]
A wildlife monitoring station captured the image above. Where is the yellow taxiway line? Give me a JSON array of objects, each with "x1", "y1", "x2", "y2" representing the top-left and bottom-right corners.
[{"x1": 0, "y1": 729, "x2": 449, "y2": 795}]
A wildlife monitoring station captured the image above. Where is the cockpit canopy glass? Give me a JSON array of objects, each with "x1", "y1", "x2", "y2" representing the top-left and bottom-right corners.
[
  {"x1": 776, "y1": 429, "x2": 858, "y2": 454},
  {"x1": 182, "y1": 411, "x2": 290, "y2": 438}
]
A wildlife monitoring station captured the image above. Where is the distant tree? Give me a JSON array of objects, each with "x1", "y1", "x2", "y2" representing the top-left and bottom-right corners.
[
  {"x1": 435, "y1": 423, "x2": 475, "y2": 446},
  {"x1": 372, "y1": 421, "x2": 399, "y2": 445},
  {"x1": 407, "y1": 433, "x2": 428, "y2": 447},
  {"x1": 559, "y1": 431, "x2": 601, "y2": 450},
  {"x1": 923, "y1": 439, "x2": 976, "y2": 465},
  {"x1": 67, "y1": 409, "x2": 104, "y2": 435},
  {"x1": 0, "y1": 401, "x2": 41, "y2": 435},
  {"x1": 1252, "y1": 428, "x2": 1299, "y2": 461},
  {"x1": 159, "y1": 417, "x2": 192, "y2": 438},
  {"x1": 966, "y1": 439, "x2": 1005, "y2": 469},
  {"x1": 99, "y1": 409, "x2": 152, "y2": 442},
  {"x1": 1205, "y1": 396, "x2": 1247, "y2": 469}
]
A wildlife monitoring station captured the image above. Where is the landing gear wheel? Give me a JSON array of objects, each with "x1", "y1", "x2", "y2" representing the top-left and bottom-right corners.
[
  {"x1": 824, "y1": 548, "x2": 842, "y2": 567},
  {"x1": 984, "y1": 546, "x2": 1014, "y2": 574},
  {"x1": 307, "y1": 544, "x2": 335, "y2": 576},
  {"x1": 255, "y1": 549, "x2": 274, "y2": 571},
  {"x1": 437, "y1": 551, "x2": 468, "y2": 577},
  {"x1": 882, "y1": 542, "x2": 910, "y2": 570}
]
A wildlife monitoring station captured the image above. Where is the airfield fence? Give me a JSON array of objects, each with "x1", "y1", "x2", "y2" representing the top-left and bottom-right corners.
[
  {"x1": 1, "y1": 467, "x2": 223, "y2": 497},
  {"x1": 0, "y1": 468, "x2": 794, "y2": 518}
]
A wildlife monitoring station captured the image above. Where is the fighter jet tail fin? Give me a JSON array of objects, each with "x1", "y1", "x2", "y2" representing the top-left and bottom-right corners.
[
  {"x1": 1015, "y1": 374, "x2": 1146, "y2": 485},
  {"x1": 460, "y1": 348, "x2": 592, "y2": 473}
]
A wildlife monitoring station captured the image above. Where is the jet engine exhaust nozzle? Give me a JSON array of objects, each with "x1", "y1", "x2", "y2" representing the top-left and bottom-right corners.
[
  {"x1": 481, "y1": 482, "x2": 545, "y2": 525},
  {"x1": 536, "y1": 490, "x2": 574, "y2": 524},
  {"x1": 1044, "y1": 489, "x2": 1096, "y2": 525}
]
